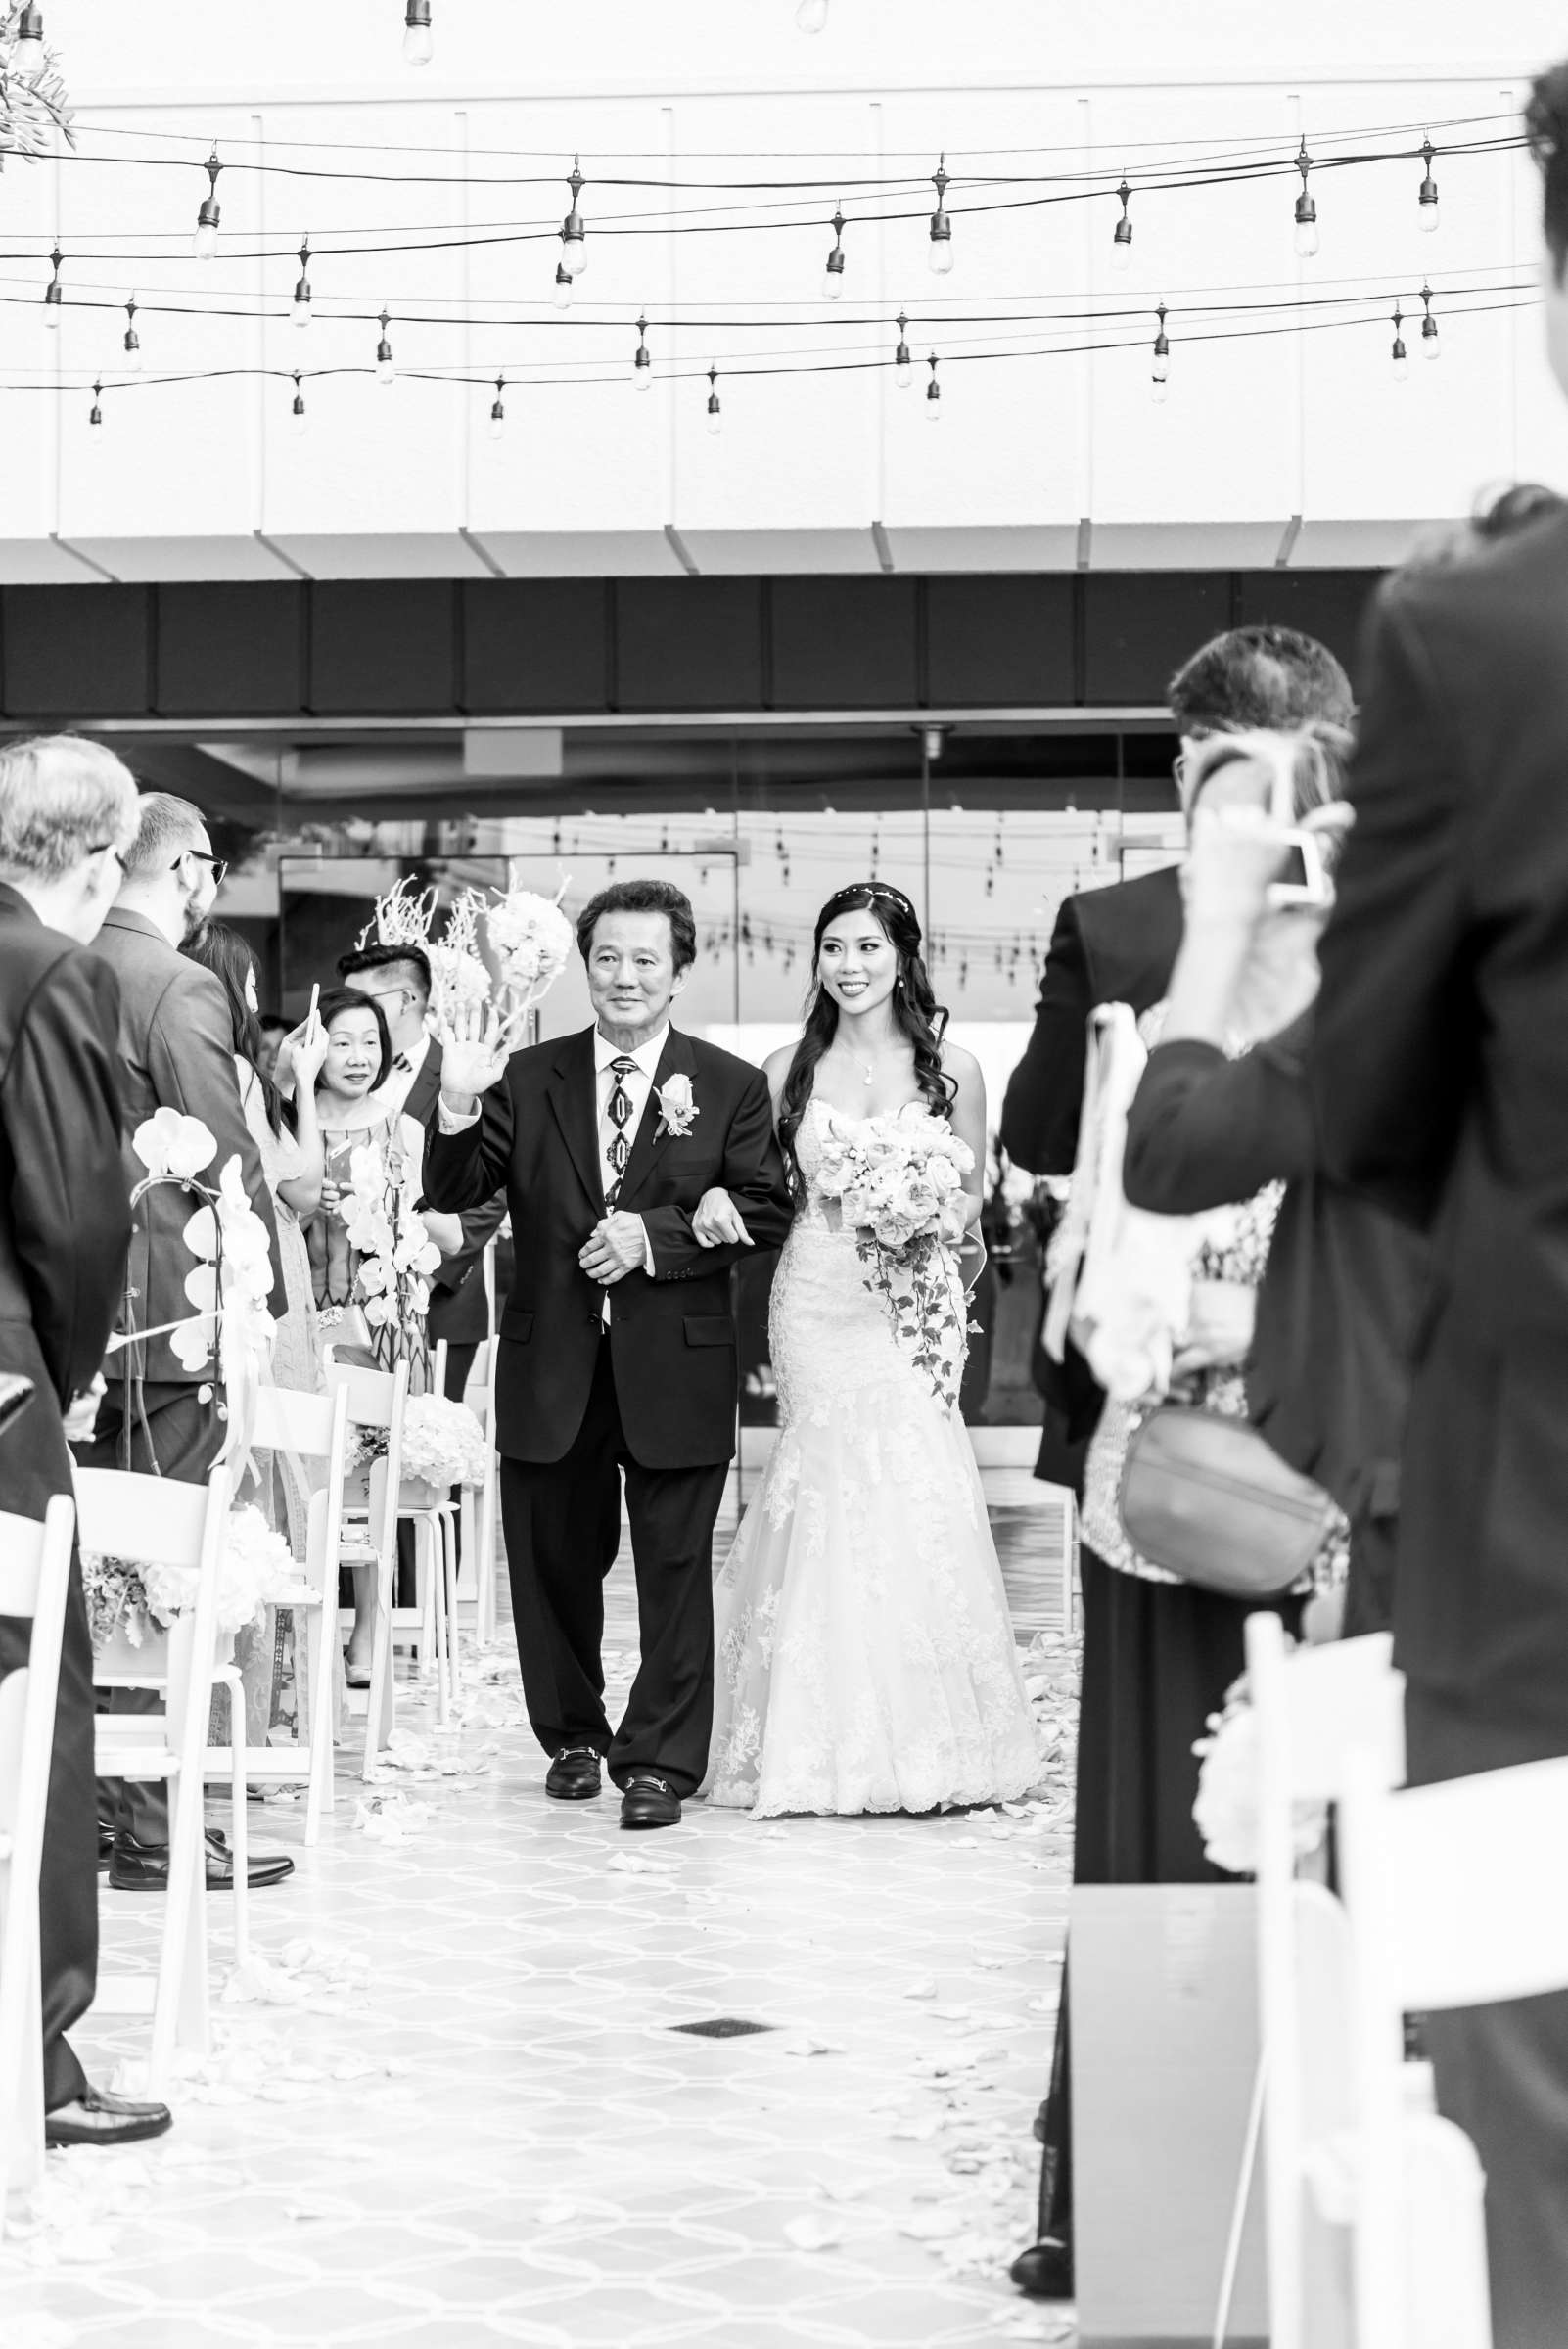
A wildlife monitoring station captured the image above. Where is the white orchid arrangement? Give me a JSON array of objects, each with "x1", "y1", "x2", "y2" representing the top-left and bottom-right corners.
[
  {"x1": 119, "y1": 1109, "x2": 277, "y2": 1464},
  {"x1": 83, "y1": 1503, "x2": 299, "y2": 1656},
  {"x1": 339, "y1": 1138, "x2": 441, "y2": 1374}
]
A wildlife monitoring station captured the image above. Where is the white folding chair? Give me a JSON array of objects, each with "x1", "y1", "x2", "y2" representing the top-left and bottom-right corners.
[
  {"x1": 85, "y1": 1465, "x2": 231, "y2": 2095},
  {"x1": 212, "y1": 1381, "x2": 352, "y2": 1846},
  {"x1": 456, "y1": 1314, "x2": 501, "y2": 1653},
  {"x1": 322, "y1": 1352, "x2": 409, "y2": 1773},
  {"x1": 0, "y1": 1495, "x2": 74, "y2": 2211},
  {"x1": 1241, "y1": 1618, "x2": 1407, "y2": 2349},
  {"x1": 1337, "y1": 1751, "x2": 1568, "y2": 2349}
]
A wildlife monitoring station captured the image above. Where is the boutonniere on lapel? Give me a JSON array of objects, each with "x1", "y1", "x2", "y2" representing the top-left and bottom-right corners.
[{"x1": 656, "y1": 1074, "x2": 699, "y2": 1139}]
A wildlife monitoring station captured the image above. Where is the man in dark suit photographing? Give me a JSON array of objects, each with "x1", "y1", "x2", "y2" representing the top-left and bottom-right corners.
[
  {"x1": 1312, "y1": 67, "x2": 1568, "y2": 2347},
  {"x1": 424, "y1": 880, "x2": 792, "y2": 1830}
]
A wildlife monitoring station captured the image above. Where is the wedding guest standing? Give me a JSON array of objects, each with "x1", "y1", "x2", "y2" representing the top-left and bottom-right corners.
[
  {"x1": 1310, "y1": 68, "x2": 1568, "y2": 2348},
  {"x1": 0, "y1": 734, "x2": 171, "y2": 2146},
  {"x1": 78, "y1": 792, "x2": 293, "y2": 1897},
  {"x1": 1008, "y1": 632, "x2": 1357, "y2": 2305},
  {"x1": 337, "y1": 939, "x2": 508, "y2": 1406},
  {"x1": 300, "y1": 986, "x2": 460, "y2": 1682}
]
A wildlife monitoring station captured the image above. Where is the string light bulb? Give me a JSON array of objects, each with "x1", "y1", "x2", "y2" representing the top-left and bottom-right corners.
[
  {"x1": 12, "y1": 5, "x2": 44, "y2": 85},
  {"x1": 1151, "y1": 301, "x2": 1170, "y2": 401},
  {"x1": 122, "y1": 296, "x2": 141, "y2": 371},
  {"x1": 41, "y1": 244, "x2": 62, "y2": 330},
  {"x1": 1391, "y1": 303, "x2": 1407, "y2": 381},
  {"x1": 292, "y1": 238, "x2": 312, "y2": 328},
  {"x1": 1418, "y1": 136, "x2": 1440, "y2": 233},
  {"x1": 488, "y1": 376, "x2": 506, "y2": 440},
  {"x1": 1293, "y1": 138, "x2": 1319, "y2": 258},
  {"x1": 894, "y1": 310, "x2": 912, "y2": 388},
  {"x1": 1420, "y1": 281, "x2": 1440, "y2": 359},
  {"x1": 796, "y1": 0, "x2": 829, "y2": 29},
  {"x1": 88, "y1": 382, "x2": 103, "y2": 444},
  {"x1": 194, "y1": 147, "x2": 222, "y2": 260},
  {"x1": 925, "y1": 352, "x2": 942, "y2": 422},
  {"x1": 823, "y1": 206, "x2": 847, "y2": 300},
  {"x1": 706, "y1": 363, "x2": 722, "y2": 436},
  {"x1": 1112, "y1": 178, "x2": 1133, "y2": 271},
  {"x1": 402, "y1": 0, "x2": 433, "y2": 66},
  {"x1": 633, "y1": 314, "x2": 652, "y2": 390},
  {"x1": 375, "y1": 308, "x2": 395, "y2": 385},
  {"x1": 553, "y1": 259, "x2": 573, "y2": 308},
  {"x1": 561, "y1": 159, "x2": 589, "y2": 278},
  {"x1": 929, "y1": 158, "x2": 954, "y2": 275},
  {"x1": 291, "y1": 372, "x2": 306, "y2": 435}
]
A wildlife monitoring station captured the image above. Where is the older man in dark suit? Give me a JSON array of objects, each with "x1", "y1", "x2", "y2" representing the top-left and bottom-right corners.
[
  {"x1": 0, "y1": 734, "x2": 172, "y2": 2147},
  {"x1": 77, "y1": 791, "x2": 292, "y2": 1895},
  {"x1": 1311, "y1": 69, "x2": 1568, "y2": 2348}
]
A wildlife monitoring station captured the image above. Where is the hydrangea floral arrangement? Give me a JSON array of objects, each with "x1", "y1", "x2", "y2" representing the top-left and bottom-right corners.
[
  {"x1": 1191, "y1": 1668, "x2": 1329, "y2": 1876},
  {"x1": 814, "y1": 1104, "x2": 976, "y2": 1409},
  {"x1": 83, "y1": 1503, "x2": 298, "y2": 1655},
  {"x1": 485, "y1": 885, "x2": 575, "y2": 1011},
  {"x1": 346, "y1": 1392, "x2": 489, "y2": 1491}
]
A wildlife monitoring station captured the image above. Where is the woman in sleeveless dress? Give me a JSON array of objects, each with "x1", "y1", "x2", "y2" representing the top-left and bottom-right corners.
[{"x1": 698, "y1": 882, "x2": 1042, "y2": 1818}]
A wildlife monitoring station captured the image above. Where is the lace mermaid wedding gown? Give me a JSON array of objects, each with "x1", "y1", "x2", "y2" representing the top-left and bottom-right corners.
[{"x1": 703, "y1": 1098, "x2": 1044, "y2": 1818}]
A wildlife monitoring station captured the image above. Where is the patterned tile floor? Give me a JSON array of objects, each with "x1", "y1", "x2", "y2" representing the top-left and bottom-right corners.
[{"x1": 5, "y1": 1475, "x2": 1080, "y2": 2349}]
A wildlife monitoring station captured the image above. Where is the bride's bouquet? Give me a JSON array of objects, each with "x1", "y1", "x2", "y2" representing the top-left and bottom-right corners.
[{"x1": 815, "y1": 1106, "x2": 976, "y2": 1409}]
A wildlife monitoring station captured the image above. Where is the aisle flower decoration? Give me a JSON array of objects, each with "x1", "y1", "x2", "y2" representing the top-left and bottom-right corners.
[
  {"x1": 118, "y1": 1109, "x2": 277, "y2": 1471},
  {"x1": 1191, "y1": 1672, "x2": 1328, "y2": 1876},
  {"x1": 340, "y1": 1137, "x2": 441, "y2": 1375},
  {"x1": 485, "y1": 883, "x2": 575, "y2": 1011},
  {"x1": 347, "y1": 1393, "x2": 489, "y2": 1490},
  {"x1": 814, "y1": 1105, "x2": 975, "y2": 1409},
  {"x1": 82, "y1": 1503, "x2": 298, "y2": 1655}
]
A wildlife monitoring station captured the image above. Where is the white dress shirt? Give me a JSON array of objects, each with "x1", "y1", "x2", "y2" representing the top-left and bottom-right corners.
[
  {"x1": 373, "y1": 1029, "x2": 430, "y2": 1120},
  {"x1": 438, "y1": 1024, "x2": 666, "y2": 1303}
]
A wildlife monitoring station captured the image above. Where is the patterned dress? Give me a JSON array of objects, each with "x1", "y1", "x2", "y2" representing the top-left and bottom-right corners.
[{"x1": 703, "y1": 1097, "x2": 1043, "y2": 1817}]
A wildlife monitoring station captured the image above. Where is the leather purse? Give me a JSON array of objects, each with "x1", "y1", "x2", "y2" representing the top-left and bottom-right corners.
[{"x1": 1117, "y1": 1402, "x2": 1339, "y2": 1600}]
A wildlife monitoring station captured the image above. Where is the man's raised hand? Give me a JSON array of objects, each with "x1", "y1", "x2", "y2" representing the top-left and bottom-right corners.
[{"x1": 435, "y1": 997, "x2": 529, "y2": 1117}]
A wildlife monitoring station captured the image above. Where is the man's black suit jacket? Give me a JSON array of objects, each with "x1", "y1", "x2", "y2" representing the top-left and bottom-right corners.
[
  {"x1": 424, "y1": 1026, "x2": 792, "y2": 1469},
  {"x1": 1313, "y1": 503, "x2": 1568, "y2": 1749},
  {"x1": 402, "y1": 1041, "x2": 508, "y2": 1350},
  {"x1": 0, "y1": 883, "x2": 129, "y2": 1514},
  {"x1": 1000, "y1": 863, "x2": 1185, "y2": 1179}
]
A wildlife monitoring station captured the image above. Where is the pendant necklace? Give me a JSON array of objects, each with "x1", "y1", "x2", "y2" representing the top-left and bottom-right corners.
[{"x1": 853, "y1": 1048, "x2": 874, "y2": 1087}]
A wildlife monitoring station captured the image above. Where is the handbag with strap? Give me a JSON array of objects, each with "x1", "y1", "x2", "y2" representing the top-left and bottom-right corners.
[{"x1": 1118, "y1": 1402, "x2": 1339, "y2": 1600}]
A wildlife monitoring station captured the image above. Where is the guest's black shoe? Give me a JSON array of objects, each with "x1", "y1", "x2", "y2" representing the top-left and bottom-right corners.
[
  {"x1": 46, "y1": 2084, "x2": 173, "y2": 2149},
  {"x1": 108, "y1": 1827, "x2": 295, "y2": 1893},
  {"x1": 620, "y1": 1773, "x2": 681, "y2": 1830},
  {"x1": 1010, "y1": 2237, "x2": 1074, "y2": 2299},
  {"x1": 545, "y1": 1745, "x2": 604, "y2": 1801},
  {"x1": 98, "y1": 1819, "x2": 115, "y2": 1869}
]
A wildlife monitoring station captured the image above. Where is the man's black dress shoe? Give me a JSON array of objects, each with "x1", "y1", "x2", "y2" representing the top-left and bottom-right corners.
[
  {"x1": 46, "y1": 2084, "x2": 173, "y2": 2148},
  {"x1": 1009, "y1": 2237, "x2": 1074, "y2": 2299},
  {"x1": 545, "y1": 1745, "x2": 604, "y2": 1801},
  {"x1": 620, "y1": 1773, "x2": 681, "y2": 1829},
  {"x1": 98, "y1": 1819, "x2": 115, "y2": 1868},
  {"x1": 108, "y1": 1826, "x2": 295, "y2": 1893}
]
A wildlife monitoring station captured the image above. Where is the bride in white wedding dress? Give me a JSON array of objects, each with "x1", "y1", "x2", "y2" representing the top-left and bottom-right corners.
[{"x1": 695, "y1": 882, "x2": 1043, "y2": 1819}]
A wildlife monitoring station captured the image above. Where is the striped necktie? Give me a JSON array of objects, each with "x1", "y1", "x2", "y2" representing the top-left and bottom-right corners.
[{"x1": 605, "y1": 1055, "x2": 637, "y2": 1206}]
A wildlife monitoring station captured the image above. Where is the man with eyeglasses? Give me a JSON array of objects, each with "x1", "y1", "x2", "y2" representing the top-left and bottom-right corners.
[{"x1": 77, "y1": 791, "x2": 293, "y2": 1899}]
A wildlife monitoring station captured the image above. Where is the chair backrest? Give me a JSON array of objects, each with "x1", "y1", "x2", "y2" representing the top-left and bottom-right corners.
[
  {"x1": 1246, "y1": 1618, "x2": 1406, "y2": 1806},
  {"x1": 1245, "y1": 1616, "x2": 1405, "y2": 2349},
  {"x1": 1342, "y1": 1749, "x2": 1568, "y2": 2014},
  {"x1": 250, "y1": 1379, "x2": 350, "y2": 1465},
  {"x1": 75, "y1": 1464, "x2": 231, "y2": 1727},
  {"x1": 322, "y1": 1351, "x2": 408, "y2": 1568},
  {"x1": 0, "y1": 1497, "x2": 73, "y2": 1846}
]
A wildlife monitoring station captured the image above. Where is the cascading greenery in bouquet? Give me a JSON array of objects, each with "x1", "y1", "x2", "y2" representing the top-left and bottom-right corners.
[{"x1": 813, "y1": 1103, "x2": 976, "y2": 1410}]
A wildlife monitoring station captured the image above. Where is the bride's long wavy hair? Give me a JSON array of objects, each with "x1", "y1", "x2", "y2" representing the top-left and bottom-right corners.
[{"x1": 778, "y1": 882, "x2": 956, "y2": 1209}]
